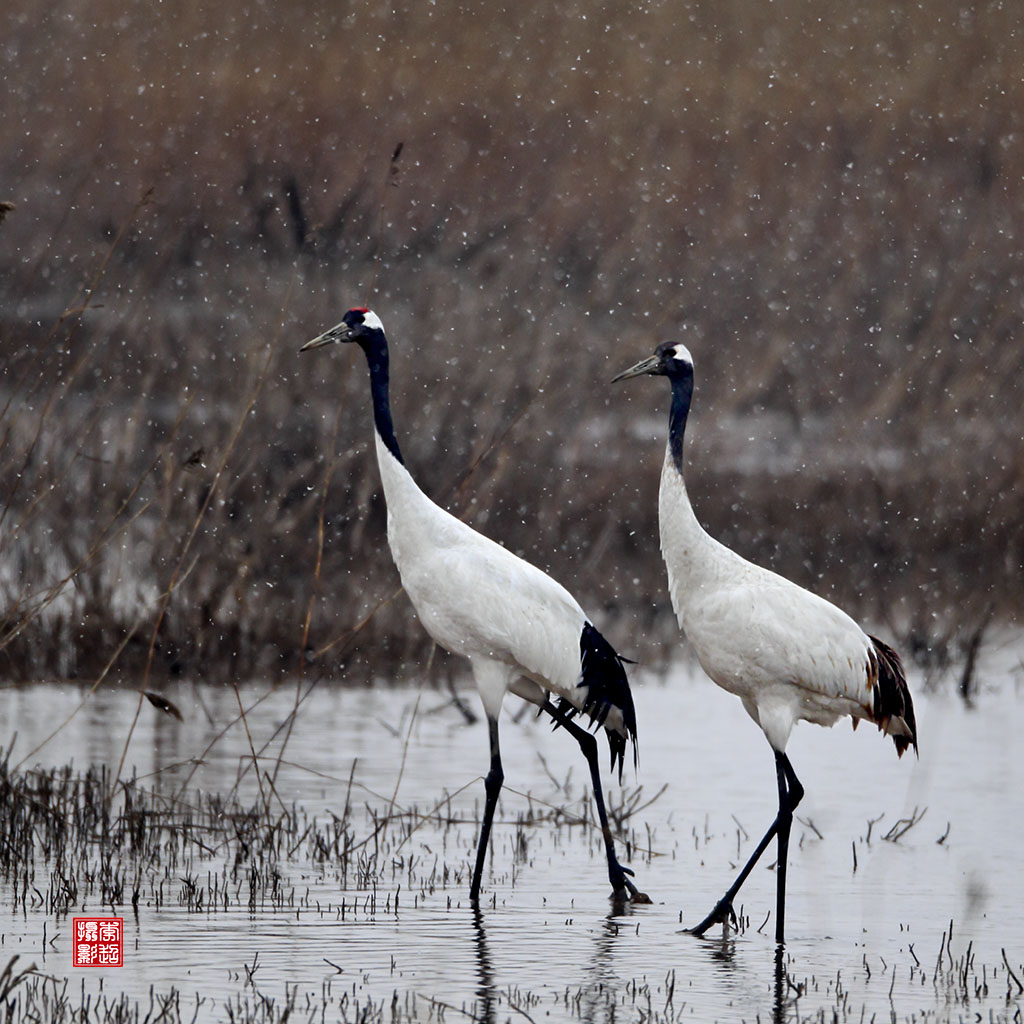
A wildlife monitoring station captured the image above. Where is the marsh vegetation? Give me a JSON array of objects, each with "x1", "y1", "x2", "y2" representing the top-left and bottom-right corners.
[
  {"x1": 2, "y1": 672, "x2": 1023, "y2": 1023},
  {"x1": 2, "y1": 0, "x2": 1021, "y2": 685}
]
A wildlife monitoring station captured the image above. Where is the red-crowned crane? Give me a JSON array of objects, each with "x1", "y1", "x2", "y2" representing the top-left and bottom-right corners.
[
  {"x1": 612, "y1": 341, "x2": 917, "y2": 943},
  {"x1": 302, "y1": 308, "x2": 647, "y2": 904}
]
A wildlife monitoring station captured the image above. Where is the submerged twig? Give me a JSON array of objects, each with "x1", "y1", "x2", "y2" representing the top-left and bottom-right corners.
[
  {"x1": 882, "y1": 806, "x2": 927, "y2": 842},
  {"x1": 1002, "y1": 947, "x2": 1024, "y2": 995},
  {"x1": 0, "y1": 955, "x2": 37, "y2": 1001}
]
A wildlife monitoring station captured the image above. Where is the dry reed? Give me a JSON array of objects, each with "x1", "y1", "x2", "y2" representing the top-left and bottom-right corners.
[{"x1": 1, "y1": 0, "x2": 1021, "y2": 684}]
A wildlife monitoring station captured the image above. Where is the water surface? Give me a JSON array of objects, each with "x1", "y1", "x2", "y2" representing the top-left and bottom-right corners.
[{"x1": 2, "y1": 651, "x2": 1022, "y2": 1022}]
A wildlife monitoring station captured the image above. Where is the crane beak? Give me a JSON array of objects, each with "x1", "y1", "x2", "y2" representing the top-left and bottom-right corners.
[
  {"x1": 611, "y1": 354, "x2": 662, "y2": 383},
  {"x1": 300, "y1": 322, "x2": 353, "y2": 352}
]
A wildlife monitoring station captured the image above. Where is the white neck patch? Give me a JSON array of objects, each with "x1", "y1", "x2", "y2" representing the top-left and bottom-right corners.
[
  {"x1": 361, "y1": 310, "x2": 385, "y2": 332},
  {"x1": 670, "y1": 343, "x2": 694, "y2": 366}
]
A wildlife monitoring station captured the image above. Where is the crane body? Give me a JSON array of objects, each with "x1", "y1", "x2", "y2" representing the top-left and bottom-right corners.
[
  {"x1": 303, "y1": 308, "x2": 644, "y2": 903},
  {"x1": 375, "y1": 427, "x2": 618, "y2": 726},
  {"x1": 614, "y1": 342, "x2": 916, "y2": 942}
]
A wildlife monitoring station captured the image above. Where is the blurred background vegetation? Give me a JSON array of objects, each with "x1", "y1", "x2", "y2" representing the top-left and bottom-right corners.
[{"x1": 1, "y1": 0, "x2": 1021, "y2": 686}]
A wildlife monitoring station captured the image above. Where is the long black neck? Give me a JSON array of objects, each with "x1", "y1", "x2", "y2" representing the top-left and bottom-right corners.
[
  {"x1": 359, "y1": 333, "x2": 404, "y2": 465},
  {"x1": 667, "y1": 367, "x2": 694, "y2": 474}
]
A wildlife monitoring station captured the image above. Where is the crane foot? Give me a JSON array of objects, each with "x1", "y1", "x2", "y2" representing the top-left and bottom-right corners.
[
  {"x1": 610, "y1": 865, "x2": 652, "y2": 904},
  {"x1": 687, "y1": 897, "x2": 737, "y2": 936}
]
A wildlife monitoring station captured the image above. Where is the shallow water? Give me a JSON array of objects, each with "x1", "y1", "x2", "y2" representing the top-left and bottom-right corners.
[{"x1": 2, "y1": 648, "x2": 1023, "y2": 1022}]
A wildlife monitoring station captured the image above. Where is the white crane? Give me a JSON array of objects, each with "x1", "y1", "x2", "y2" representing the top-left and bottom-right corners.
[
  {"x1": 613, "y1": 341, "x2": 917, "y2": 943},
  {"x1": 302, "y1": 307, "x2": 647, "y2": 904}
]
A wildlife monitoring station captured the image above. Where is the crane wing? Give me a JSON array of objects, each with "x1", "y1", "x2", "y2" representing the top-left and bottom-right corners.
[
  {"x1": 684, "y1": 574, "x2": 875, "y2": 708},
  {"x1": 390, "y1": 497, "x2": 586, "y2": 692}
]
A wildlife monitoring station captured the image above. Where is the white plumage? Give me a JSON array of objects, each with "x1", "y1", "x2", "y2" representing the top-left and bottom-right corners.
[
  {"x1": 375, "y1": 429, "x2": 599, "y2": 723},
  {"x1": 660, "y1": 455, "x2": 906, "y2": 750},
  {"x1": 614, "y1": 341, "x2": 917, "y2": 943},
  {"x1": 303, "y1": 308, "x2": 645, "y2": 904}
]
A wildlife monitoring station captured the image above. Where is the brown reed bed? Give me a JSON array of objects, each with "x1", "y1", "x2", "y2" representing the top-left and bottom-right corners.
[{"x1": 1, "y1": 0, "x2": 1021, "y2": 686}]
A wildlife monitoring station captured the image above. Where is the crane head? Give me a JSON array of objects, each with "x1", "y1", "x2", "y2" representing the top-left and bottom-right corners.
[
  {"x1": 611, "y1": 341, "x2": 693, "y2": 383},
  {"x1": 301, "y1": 308, "x2": 385, "y2": 351}
]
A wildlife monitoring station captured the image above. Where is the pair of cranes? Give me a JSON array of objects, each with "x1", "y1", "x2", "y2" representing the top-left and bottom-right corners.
[{"x1": 301, "y1": 308, "x2": 917, "y2": 945}]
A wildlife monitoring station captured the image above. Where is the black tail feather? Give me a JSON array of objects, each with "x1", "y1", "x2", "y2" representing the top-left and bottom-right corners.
[
  {"x1": 555, "y1": 623, "x2": 639, "y2": 781},
  {"x1": 868, "y1": 634, "x2": 918, "y2": 758}
]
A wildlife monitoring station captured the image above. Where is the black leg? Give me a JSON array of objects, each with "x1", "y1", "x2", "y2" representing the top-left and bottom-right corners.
[
  {"x1": 773, "y1": 751, "x2": 803, "y2": 943},
  {"x1": 690, "y1": 749, "x2": 804, "y2": 942},
  {"x1": 542, "y1": 701, "x2": 649, "y2": 903},
  {"x1": 470, "y1": 717, "x2": 504, "y2": 902}
]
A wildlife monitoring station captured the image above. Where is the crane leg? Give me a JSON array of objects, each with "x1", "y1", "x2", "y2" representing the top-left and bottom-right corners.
[
  {"x1": 470, "y1": 717, "x2": 504, "y2": 902},
  {"x1": 542, "y1": 701, "x2": 650, "y2": 903},
  {"x1": 689, "y1": 750, "x2": 804, "y2": 942},
  {"x1": 773, "y1": 752, "x2": 803, "y2": 943}
]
